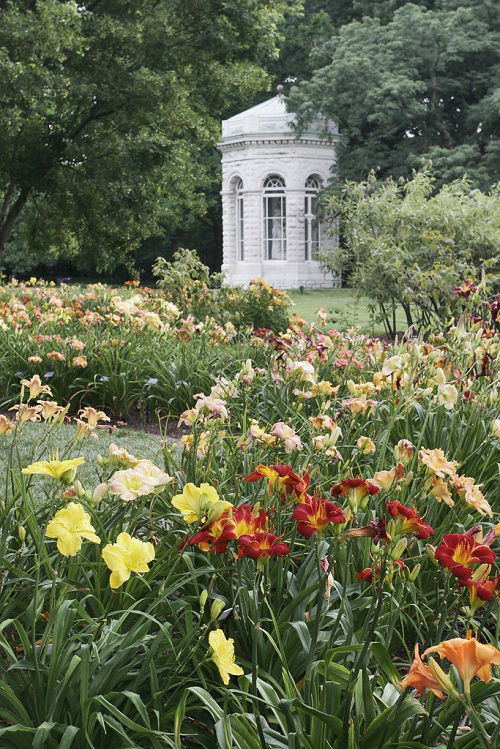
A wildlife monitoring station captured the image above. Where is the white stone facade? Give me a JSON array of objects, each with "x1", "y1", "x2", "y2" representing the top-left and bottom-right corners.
[{"x1": 218, "y1": 95, "x2": 341, "y2": 289}]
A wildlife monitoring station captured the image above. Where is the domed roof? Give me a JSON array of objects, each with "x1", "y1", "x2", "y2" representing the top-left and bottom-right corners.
[{"x1": 221, "y1": 95, "x2": 337, "y2": 143}]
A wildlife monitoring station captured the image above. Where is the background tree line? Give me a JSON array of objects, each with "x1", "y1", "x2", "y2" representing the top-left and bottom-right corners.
[{"x1": 0, "y1": 0, "x2": 498, "y2": 280}]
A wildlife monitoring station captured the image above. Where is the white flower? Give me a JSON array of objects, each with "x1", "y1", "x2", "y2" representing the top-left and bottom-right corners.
[{"x1": 437, "y1": 383, "x2": 458, "y2": 410}]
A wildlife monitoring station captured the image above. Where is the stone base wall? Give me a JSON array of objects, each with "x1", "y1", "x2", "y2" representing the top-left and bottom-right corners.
[{"x1": 222, "y1": 261, "x2": 341, "y2": 290}]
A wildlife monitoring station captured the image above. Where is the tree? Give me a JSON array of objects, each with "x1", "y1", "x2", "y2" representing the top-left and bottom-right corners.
[
  {"x1": 0, "y1": 0, "x2": 289, "y2": 272},
  {"x1": 288, "y1": 2, "x2": 500, "y2": 187}
]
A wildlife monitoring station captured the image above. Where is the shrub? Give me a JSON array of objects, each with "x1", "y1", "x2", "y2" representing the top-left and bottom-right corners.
[
  {"x1": 153, "y1": 249, "x2": 292, "y2": 331},
  {"x1": 320, "y1": 168, "x2": 500, "y2": 336}
]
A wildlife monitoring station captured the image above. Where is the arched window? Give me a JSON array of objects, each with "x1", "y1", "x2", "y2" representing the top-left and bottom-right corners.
[
  {"x1": 263, "y1": 175, "x2": 286, "y2": 260},
  {"x1": 234, "y1": 178, "x2": 244, "y2": 261},
  {"x1": 304, "y1": 175, "x2": 321, "y2": 261}
]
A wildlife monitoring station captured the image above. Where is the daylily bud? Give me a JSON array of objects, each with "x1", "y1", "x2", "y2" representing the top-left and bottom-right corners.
[
  {"x1": 61, "y1": 468, "x2": 77, "y2": 486},
  {"x1": 206, "y1": 500, "x2": 231, "y2": 524},
  {"x1": 471, "y1": 563, "x2": 491, "y2": 581},
  {"x1": 18, "y1": 526, "x2": 26, "y2": 543},
  {"x1": 74, "y1": 479, "x2": 85, "y2": 497},
  {"x1": 199, "y1": 590, "x2": 208, "y2": 613},
  {"x1": 426, "y1": 657, "x2": 460, "y2": 699},
  {"x1": 96, "y1": 454, "x2": 106, "y2": 467},
  {"x1": 390, "y1": 537, "x2": 408, "y2": 560},
  {"x1": 210, "y1": 599, "x2": 224, "y2": 621},
  {"x1": 425, "y1": 544, "x2": 439, "y2": 566},
  {"x1": 409, "y1": 564, "x2": 421, "y2": 582},
  {"x1": 92, "y1": 482, "x2": 108, "y2": 504}
]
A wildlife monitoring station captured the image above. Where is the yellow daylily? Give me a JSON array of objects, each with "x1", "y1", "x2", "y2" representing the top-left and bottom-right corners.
[
  {"x1": 101, "y1": 532, "x2": 155, "y2": 589},
  {"x1": 45, "y1": 502, "x2": 100, "y2": 556},
  {"x1": 22, "y1": 456, "x2": 85, "y2": 481},
  {"x1": 208, "y1": 629, "x2": 244, "y2": 685},
  {"x1": 171, "y1": 482, "x2": 231, "y2": 524}
]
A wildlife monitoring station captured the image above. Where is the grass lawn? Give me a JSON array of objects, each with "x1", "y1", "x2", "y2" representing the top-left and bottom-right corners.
[
  {"x1": 288, "y1": 288, "x2": 408, "y2": 335},
  {"x1": 0, "y1": 423, "x2": 164, "y2": 497}
]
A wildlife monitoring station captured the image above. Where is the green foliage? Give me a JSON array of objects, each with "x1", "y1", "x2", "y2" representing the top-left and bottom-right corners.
[
  {"x1": 0, "y1": 0, "x2": 290, "y2": 272},
  {"x1": 319, "y1": 169, "x2": 500, "y2": 335},
  {"x1": 288, "y1": 1, "x2": 500, "y2": 187}
]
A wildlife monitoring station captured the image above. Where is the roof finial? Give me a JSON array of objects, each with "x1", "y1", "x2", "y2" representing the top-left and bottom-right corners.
[{"x1": 276, "y1": 84, "x2": 285, "y2": 96}]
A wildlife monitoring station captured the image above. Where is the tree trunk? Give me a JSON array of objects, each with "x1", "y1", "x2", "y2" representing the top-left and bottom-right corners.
[{"x1": 0, "y1": 187, "x2": 31, "y2": 261}]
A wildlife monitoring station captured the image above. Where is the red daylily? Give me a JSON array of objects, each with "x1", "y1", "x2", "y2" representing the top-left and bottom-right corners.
[
  {"x1": 231, "y1": 504, "x2": 268, "y2": 538},
  {"x1": 355, "y1": 559, "x2": 405, "y2": 583},
  {"x1": 186, "y1": 512, "x2": 237, "y2": 554},
  {"x1": 386, "y1": 501, "x2": 434, "y2": 540},
  {"x1": 237, "y1": 531, "x2": 290, "y2": 560},
  {"x1": 292, "y1": 495, "x2": 345, "y2": 538},
  {"x1": 452, "y1": 279, "x2": 477, "y2": 298},
  {"x1": 347, "y1": 517, "x2": 391, "y2": 545},
  {"x1": 435, "y1": 529, "x2": 496, "y2": 582},
  {"x1": 465, "y1": 574, "x2": 500, "y2": 613},
  {"x1": 331, "y1": 478, "x2": 380, "y2": 511},
  {"x1": 244, "y1": 464, "x2": 310, "y2": 499}
]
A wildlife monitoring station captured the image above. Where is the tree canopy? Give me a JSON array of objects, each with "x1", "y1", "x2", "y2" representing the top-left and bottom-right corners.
[
  {"x1": 0, "y1": 0, "x2": 289, "y2": 272},
  {"x1": 287, "y1": 1, "x2": 500, "y2": 187}
]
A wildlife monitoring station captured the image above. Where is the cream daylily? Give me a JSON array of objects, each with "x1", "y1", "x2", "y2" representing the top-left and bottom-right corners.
[{"x1": 108, "y1": 461, "x2": 172, "y2": 501}]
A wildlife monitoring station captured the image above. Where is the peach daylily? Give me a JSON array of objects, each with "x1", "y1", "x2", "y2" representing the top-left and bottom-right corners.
[
  {"x1": 20, "y1": 374, "x2": 52, "y2": 400},
  {"x1": 399, "y1": 644, "x2": 444, "y2": 698},
  {"x1": 78, "y1": 407, "x2": 110, "y2": 428},
  {"x1": 424, "y1": 632, "x2": 500, "y2": 695}
]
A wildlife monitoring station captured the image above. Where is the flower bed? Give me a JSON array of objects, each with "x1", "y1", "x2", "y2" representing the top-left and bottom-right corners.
[{"x1": 0, "y1": 279, "x2": 498, "y2": 747}]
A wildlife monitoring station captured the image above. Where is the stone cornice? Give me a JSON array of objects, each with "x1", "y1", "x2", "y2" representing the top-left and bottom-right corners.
[{"x1": 218, "y1": 136, "x2": 339, "y2": 152}]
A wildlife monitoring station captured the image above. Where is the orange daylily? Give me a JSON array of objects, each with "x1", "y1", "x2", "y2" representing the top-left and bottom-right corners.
[
  {"x1": 424, "y1": 632, "x2": 500, "y2": 695},
  {"x1": 399, "y1": 644, "x2": 445, "y2": 699}
]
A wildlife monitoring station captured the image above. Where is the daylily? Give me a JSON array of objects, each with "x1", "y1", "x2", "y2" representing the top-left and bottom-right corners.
[
  {"x1": 171, "y1": 482, "x2": 231, "y2": 524},
  {"x1": 231, "y1": 505, "x2": 268, "y2": 538},
  {"x1": 464, "y1": 566, "x2": 500, "y2": 614},
  {"x1": 0, "y1": 414, "x2": 14, "y2": 435},
  {"x1": 357, "y1": 436, "x2": 376, "y2": 455},
  {"x1": 347, "y1": 517, "x2": 391, "y2": 545},
  {"x1": 270, "y1": 422, "x2": 303, "y2": 453},
  {"x1": 108, "y1": 461, "x2": 172, "y2": 501},
  {"x1": 399, "y1": 644, "x2": 445, "y2": 698},
  {"x1": 292, "y1": 495, "x2": 345, "y2": 538},
  {"x1": 372, "y1": 464, "x2": 405, "y2": 491},
  {"x1": 393, "y1": 439, "x2": 415, "y2": 464},
  {"x1": 186, "y1": 512, "x2": 237, "y2": 554},
  {"x1": 418, "y1": 447, "x2": 459, "y2": 479},
  {"x1": 449, "y1": 475, "x2": 492, "y2": 517},
  {"x1": 437, "y1": 383, "x2": 458, "y2": 410},
  {"x1": 386, "y1": 501, "x2": 434, "y2": 540},
  {"x1": 101, "y1": 532, "x2": 155, "y2": 589},
  {"x1": 20, "y1": 374, "x2": 52, "y2": 400},
  {"x1": 237, "y1": 531, "x2": 290, "y2": 561},
  {"x1": 428, "y1": 475, "x2": 455, "y2": 507},
  {"x1": 330, "y1": 477, "x2": 380, "y2": 511},
  {"x1": 37, "y1": 400, "x2": 68, "y2": 422},
  {"x1": 22, "y1": 455, "x2": 84, "y2": 481},
  {"x1": 208, "y1": 629, "x2": 244, "y2": 685},
  {"x1": 45, "y1": 502, "x2": 100, "y2": 556},
  {"x1": 244, "y1": 464, "x2": 310, "y2": 500},
  {"x1": 78, "y1": 406, "x2": 110, "y2": 427},
  {"x1": 424, "y1": 632, "x2": 500, "y2": 696},
  {"x1": 435, "y1": 529, "x2": 496, "y2": 582},
  {"x1": 10, "y1": 403, "x2": 42, "y2": 423}
]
